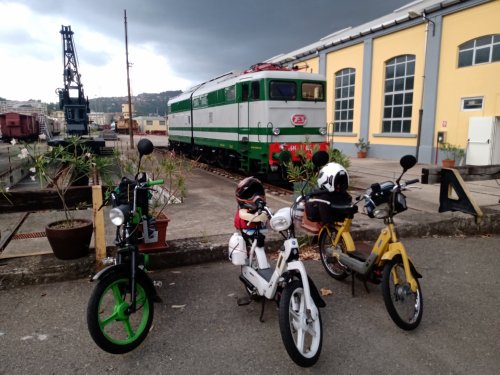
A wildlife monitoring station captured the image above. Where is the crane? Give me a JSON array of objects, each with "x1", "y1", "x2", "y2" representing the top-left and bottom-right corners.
[
  {"x1": 50, "y1": 25, "x2": 105, "y2": 153},
  {"x1": 56, "y1": 25, "x2": 90, "y2": 136}
]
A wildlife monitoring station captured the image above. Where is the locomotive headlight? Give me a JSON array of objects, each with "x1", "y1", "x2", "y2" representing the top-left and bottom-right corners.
[
  {"x1": 319, "y1": 127, "x2": 327, "y2": 136},
  {"x1": 272, "y1": 128, "x2": 281, "y2": 136}
]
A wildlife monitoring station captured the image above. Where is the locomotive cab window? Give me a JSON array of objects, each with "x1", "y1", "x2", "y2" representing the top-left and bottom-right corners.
[
  {"x1": 302, "y1": 82, "x2": 324, "y2": 101},
  {"x1": 269, "y1": 81, "x2": 296, "y2": 100},
  {"x1": 251, "y1": 81, "x2": 260, "y2": 100},
  {"x1": 242, "y1": 83, "x2": 249, "y2": 101}
]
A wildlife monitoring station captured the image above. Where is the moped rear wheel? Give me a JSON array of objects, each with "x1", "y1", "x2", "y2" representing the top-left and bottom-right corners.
[
  {"x1": 382, "y1": 256, "x2": 423, "y2": 330},
  {"x1": 279, "y1": 280, "x2": 322, "y2": 367},
  {"x1": 87, "y1": 271, "x2": 155, "y2": 354},
  {"x1": 318, "y1": 227, "x2": 349, "y2": 280}
]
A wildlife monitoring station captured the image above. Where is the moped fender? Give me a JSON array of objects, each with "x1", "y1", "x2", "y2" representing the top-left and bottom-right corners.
[
  {"x1": 381, "y1": 243, "x2": 422, "y2": 279},
  {"x1": 307, "y1": 275, "x2": 326, "y2": 308},
  {"x1": 90, "y1": 264, "x2": 162, "y2": 302},
  {"x1": 318, "y1": 226, "x2": 355, "y2": 250},
  {"x1": 287, "y1": 261, "x2": 323, "y2": 319},
  {"x1": 91, "y1": 264, "x2": 121, "y2": 281}
]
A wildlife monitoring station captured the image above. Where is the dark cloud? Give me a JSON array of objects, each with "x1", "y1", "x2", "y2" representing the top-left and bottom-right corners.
[{"x1": 16, "y1": 0, "x2": 410, "y2": 84}]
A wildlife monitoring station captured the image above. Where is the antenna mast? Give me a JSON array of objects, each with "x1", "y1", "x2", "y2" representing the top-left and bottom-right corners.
[{"x1": 124, "y1": 9, "x2": 134, "y2": 149}]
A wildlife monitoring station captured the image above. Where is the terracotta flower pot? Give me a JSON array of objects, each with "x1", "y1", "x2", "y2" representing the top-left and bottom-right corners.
[
  {"x1": 442, "y1": 159, "x2": 455, "y2": 168},
  {"x1": 45, "y1": 219, "x2": 93, "y2": 260},
  {"x1": 138, "y1": 216, "x2": 170, "y2": 253},
  {"x1": 357, "y1": 151, "x2": 367, "y2": 158}
]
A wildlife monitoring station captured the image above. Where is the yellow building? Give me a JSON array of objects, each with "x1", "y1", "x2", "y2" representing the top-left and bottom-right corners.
[
  {"x1": 267, "y1": 0, "x2": 500, "y2": 165},
  {"x1": 121, "y1": 103, "x2": 135, "y2": 119}
]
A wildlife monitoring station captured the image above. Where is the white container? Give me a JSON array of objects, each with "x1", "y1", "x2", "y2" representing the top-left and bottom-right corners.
[{"x1": 228, "y1": 233, "x2": 247, "y2": 266}]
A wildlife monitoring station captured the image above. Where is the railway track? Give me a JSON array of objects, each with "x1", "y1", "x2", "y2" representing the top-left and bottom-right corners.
[{"x1": 189, "y1": 158, "x2": 293, "y2": 198}]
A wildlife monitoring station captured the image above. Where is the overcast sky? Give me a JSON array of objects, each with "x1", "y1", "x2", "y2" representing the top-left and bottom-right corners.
[{"x1": 0, "y1": 0, "x2": 410, "y2": 103}]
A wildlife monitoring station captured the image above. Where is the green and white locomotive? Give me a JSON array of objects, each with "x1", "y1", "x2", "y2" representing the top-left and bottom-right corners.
[{"x1": 167, "y1": 63, "x2": 328, "y2": 183}]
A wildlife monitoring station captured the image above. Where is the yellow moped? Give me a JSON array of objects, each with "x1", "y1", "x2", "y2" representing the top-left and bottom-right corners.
[{"x1": 313, "y1": 154, "x2": 423, "y2": 330}]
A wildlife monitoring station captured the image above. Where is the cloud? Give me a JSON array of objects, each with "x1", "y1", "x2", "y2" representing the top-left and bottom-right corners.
[{"x1": 1, "y1": 0, "x2": 410, "y2": 102}]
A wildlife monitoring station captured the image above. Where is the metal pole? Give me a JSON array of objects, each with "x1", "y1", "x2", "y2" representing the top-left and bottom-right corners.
[
  {"x1": 124, "y1": 9, "x2": 134, "y2": 149},
  {"x1": 415, "y1": 12, "x2": 433, "y2": 162}
]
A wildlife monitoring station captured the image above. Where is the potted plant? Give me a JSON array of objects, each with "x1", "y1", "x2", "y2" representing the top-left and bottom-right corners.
[
  {"x1": 117, "y1": 147, "x2": 191, "y2": 252},
  {"x1": 15, "y1": 137, "x2": 110, "y2": 260},
  {"x1": 438, "y1": 142, "x2": 465, "y2": 168},
  {"x1": 287, "y1": 146, "x2": 350, "y2": 196},
  {"x1": 286, "y1": 146, "x2": 350, "y2": 234},
  {"x1": 355, "y1": 138, "x2": 370, "y2": 158}
]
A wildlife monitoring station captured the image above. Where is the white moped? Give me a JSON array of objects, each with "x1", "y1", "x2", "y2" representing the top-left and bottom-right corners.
[{"x1": 229, "y1": 200, "x2": 325, "y2": 367}]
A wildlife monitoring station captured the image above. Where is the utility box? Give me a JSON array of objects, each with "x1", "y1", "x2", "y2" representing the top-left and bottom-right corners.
[{"x1": 466, "y1": 116, "x2": 500, "y2": 165}]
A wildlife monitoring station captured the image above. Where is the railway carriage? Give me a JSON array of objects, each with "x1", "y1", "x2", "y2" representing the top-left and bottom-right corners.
[
  {"x1": 0, "y1": 112, "x2": 40, "y2": 142},
  {"x1": 167, "y1": 64, "x2": 328, "y2": 183}
]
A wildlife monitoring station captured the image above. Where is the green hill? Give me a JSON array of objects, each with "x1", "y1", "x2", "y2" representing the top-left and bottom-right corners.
[{"x1": 46, "y1": 90, "x2": 182, "y2": 116}]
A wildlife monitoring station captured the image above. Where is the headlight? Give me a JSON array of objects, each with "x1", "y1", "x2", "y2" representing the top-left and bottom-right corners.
[
  {"x1": 373, "y1": 203, "x2": 390, "y2": 219},
  {"x1": 319, "y1": 127, "x2": 327, "y2": 136},
  {"x1": 270, "y1": 208, "x2": 292, "y2": 231},
  {"x1": 272, "y1": 128, "x2": 281, "y2": 136},
  {"x1": 109, "y1": 207, "x2": 126, "y2": 226}
]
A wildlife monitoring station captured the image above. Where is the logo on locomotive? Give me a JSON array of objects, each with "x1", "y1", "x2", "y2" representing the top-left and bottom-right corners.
[{"x1": 291, "y1": 114, "x2": 307, "y2": 126}]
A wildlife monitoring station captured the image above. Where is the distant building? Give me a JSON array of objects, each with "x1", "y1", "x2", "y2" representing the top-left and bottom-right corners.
[
  {"x1": 121, "y1": 103, "x2": 135, "y2": 119},
  {"x1": 88, "y1": 112, "x2": 114, "y2": 127},
  {"x1": 134, "y1": 116, "x2": 167, "y2": 135}
]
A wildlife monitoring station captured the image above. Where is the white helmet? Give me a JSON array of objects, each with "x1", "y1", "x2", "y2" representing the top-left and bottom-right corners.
[{"x1": 317, "y1": 162, "x2": 349, "y2": 192}]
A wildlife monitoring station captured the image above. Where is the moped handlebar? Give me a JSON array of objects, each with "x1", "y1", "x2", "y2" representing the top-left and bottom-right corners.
[
  {"x1": 147, "y1": 179, "x2": 164, "y2": 186},
  {"x1": 404, "y1": 178, "x2": 420, "y2": 186}
]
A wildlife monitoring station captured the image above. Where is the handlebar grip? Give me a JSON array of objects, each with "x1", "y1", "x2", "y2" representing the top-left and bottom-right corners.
[
  {"x1": 405, "y1": 178, "x2": 420, "y2": 185},
  {"x1": 147, "y1": 179, "x2": 164, "y2": 186}
]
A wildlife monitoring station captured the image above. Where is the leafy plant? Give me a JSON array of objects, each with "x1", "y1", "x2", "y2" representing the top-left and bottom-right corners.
[
  {"x1": 354, "y1": 138, "x2": 370, "y2": 152},
  {"x1": 438, "y1": 142, "x2": 465, "y2": 161},
  {"x1": 286, "y1": 145, "x2": 350, "y2": 193},
  {"x1": 14, "y1": 137, "x2": 111, "y2": 226},
  {"x1": 117, "y1": 147, "x2": 192, "y2": 218}
]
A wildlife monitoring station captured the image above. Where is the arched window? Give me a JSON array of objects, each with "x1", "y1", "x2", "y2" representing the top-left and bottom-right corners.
[
  {"x1": 334, "y1": 68, "x2": 355, "y2": 133},
  {"x1": 382, "y1": 55, "x2": 415, "y2": 133},
  {"x1": 458, "y1": 35, "x2": 500, "y2": 68}
]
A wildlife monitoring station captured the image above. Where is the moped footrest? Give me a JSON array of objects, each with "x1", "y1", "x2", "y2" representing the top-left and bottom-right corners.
[
  {"x1": 237, "y1": 296, "x2": 252, "y2": 306},
  {"x1": 257, "y1": 268, "x2": 274, "y2": 282},
  {"x1": 349, "y1": 250, "x2": 368, "y2": 262}
]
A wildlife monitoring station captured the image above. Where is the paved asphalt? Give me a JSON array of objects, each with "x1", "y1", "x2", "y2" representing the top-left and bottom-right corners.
[{"x1": 0, "y1": 235, "x2": 499, "y2": 374}]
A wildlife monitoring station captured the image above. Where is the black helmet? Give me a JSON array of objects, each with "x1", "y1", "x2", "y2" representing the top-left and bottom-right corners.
[{"x1": 235, "y1": 177, "x2": 266, "y2": 210}]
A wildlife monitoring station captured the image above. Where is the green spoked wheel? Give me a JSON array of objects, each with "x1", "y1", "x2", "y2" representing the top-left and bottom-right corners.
[{"x1": 87, "y1": 272, "x2": 154, "y2": 354}]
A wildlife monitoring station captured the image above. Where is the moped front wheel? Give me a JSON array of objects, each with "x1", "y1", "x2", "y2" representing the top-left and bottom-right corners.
[
  {"x1": 318, "y1": 227, "x2": 349, "y2": 280},
  {"x1": 381, "y1": 256, "x2": 423, "y2": 330},
  {"x1": 87, "y1": 271, "x2": 155, "y2": 354},
  {"x1": 279, "y1": 280, "x2": 322, "y2": 367}
]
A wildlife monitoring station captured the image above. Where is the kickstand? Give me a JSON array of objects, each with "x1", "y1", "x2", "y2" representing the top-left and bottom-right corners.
[
  {"x1": 259, "y1": 298, "x2": 266, "y2": 322},
  {"x1": 351, "y1": 273, "x2": 371, "y2": 296}
]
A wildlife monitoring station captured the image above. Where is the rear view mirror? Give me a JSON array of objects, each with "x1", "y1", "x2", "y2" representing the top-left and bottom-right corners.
[
  {"x1": 400, "y1": 154, "x2": 417, "y2": 171},
  {"x1": 137, "y1": 139, "x2": 154, "y2": 157},
  {"x1": 312, "y1": 151, "x2": 329, "y2": 168}
]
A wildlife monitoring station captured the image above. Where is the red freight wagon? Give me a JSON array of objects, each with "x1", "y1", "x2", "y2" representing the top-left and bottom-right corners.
[{"x1": 0, "y1": 112, "x2": 40, "y2": 142}]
